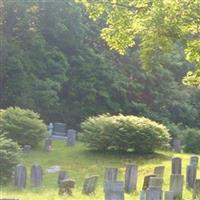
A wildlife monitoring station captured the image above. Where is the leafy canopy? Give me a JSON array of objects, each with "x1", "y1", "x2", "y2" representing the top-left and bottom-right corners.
[{"x1": 76, "y1": 0, "x2": 200, "y2": 85}]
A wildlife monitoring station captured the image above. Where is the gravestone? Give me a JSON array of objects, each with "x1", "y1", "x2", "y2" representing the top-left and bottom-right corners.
[
  {"x1": 149, "y1": 177, "x2": 163, "y2": 188},
  {"x1": 169, "y1": 174, "x2": 183, "y2": 199},
  {"x1": 52, "y1": 123, "x2": 67, "y2": 140},
  {"x1": 48, "y1": 122, "x2": 54, "y2": 135},
  {"x1": 146, "y1": 188, "x2": 162, "y2": 200},
  {"x1": 23, "y1": 145, "x2": 31, "y2": 153},
  {"x1": 186, "y1": 165, "x2": 197, "y2": 188},
  {"x1": 171, "y1": 157, "x2": 182, "y2": 174},
  {"x1": 58, "y1": 179, "x2": 75, "y2": 196},
  {"x1": 154, "y1": 166, "x2": 165, "y2": 177},
  {"x1": 104, "y1": 168, "x2": 118, "y2": 182},
  {"x1": 190, "y1": 155, "x2": 199, "y2": 168},
  {"x1": 44, "y1": 138, "x2": 52, "y2": 152},
  {"x1": 164, "y1": 191, "x2": 174, "y2": 200},
  {"x1": 67, "y1": 129, "x2": 76, "y2": 146},
  {"x1": 58, "y1": 171, "x2": 69, "y2": 186},
  {"x1": 142, "y1": 174, "x2": 156, "y2": 190},
  {"x1": 193, "y1": 179, "x2": 200, "y2": 199},
  {"x1": 82, "y1": 175, "x2": 99, "y2": 194},
  {"x1": 14, "y1": 164, "x2": 27, "y2": 189},
  {"x1": 124, "y1": 163, "x2": 138, "y2": 192},
  {"x1": 31, "y1": 164, "x2": 43, "y2": 187},
  {"x1": 172, "y1": 139, "x2": 181, "y2": 153},
  {"x1": 140, "y1": 191, "x2": 146, "y2": 200},
  {"x1": 104, "y1": 181, "x2": 124, "y2": 200}
]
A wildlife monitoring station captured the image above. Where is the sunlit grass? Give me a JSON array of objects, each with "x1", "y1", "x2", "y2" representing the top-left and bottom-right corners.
[{"x1": 0, "y1": 141, "x2": 198, "y2": 200}]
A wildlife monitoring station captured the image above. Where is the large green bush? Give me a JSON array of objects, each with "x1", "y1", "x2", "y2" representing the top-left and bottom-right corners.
[
  {"x1": 182, "y1": 128, "x2": 200, "y2": 153},
  {"x1": 0, "y1": 107, "x2": 48, "y2": 147},
  {"x1": 0, "y1": 135, "x2": 21, "y2": 184},
  {"x1": 80, "y1": 114, "x2": 170, "y2": 153}
]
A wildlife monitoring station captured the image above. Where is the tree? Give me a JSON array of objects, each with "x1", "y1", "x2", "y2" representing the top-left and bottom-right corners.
[{"x1": 76, "y1": 0, "x2": 200, "y2": 85}]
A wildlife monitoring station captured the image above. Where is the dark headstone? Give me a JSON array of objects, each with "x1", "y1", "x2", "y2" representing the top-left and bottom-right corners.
[
  {"x1": 169, "y1": 174, "x2": 183, "y2": 199},
  {"x1": 142, "y1": 174, "x2": 156, "y2": 191},
  {"x1": 14, "y1": 164, "x2": 27, "y2": 189},
  {"x1": 124, "y1": 163, "x2": 138, "y2": 192},
  {"x1": 58, "y1": 179, "x2": 75, "y2": 196},
  {"x1": 104, "y1": 181, "x2": 124, "y2": 200},
  {"x1": 149, "y1": 177, "x2": 163, "y2": 188},
  {"x1": 58, "y1": 171, "x2": 69, "y2": 186},
  {"x1": 186, "y1": 165, "x2": 197, "y2": 188},
  {"x1": 104, "y1": 168, "x2": 118, "y2": 182},
  {"x1": 82, "y1": 175, "x2": 99, "y2": 194},
  {"x1": 190, "y1": 155, "x2": 199, "y2": 168},
  {"x1": 67, "y1": 129, "x2": 76, "y2": 146},
  {"x1": 53, "y1": 123, "x2": 66, "y2": 136},
  {"x1": 171, "y1": 157, "x2": 182, "y2": 174},
  {"x1": 31, "y1": 164, "x2": 43, "y2": 187}
]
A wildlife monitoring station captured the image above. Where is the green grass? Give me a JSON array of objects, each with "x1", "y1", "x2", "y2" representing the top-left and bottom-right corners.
[{"x1": 0, "y1": 141, "x2": 198, "y2": 200}]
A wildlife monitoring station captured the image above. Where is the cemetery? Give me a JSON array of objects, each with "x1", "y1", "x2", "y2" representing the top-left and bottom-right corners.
[{"x1": 1, "y1": 0, "x2": 200, "y2": 200}]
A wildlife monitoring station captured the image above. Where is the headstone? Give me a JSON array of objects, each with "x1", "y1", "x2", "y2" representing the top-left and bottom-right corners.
[
  {"x1": 186, "y1": 165, "x2": 197, "y2": 188},
  {"x1": 140, "y1": 191, "x2": 146, "y2": 200},
  {"x1": 104, "y1": 168, "x2": 118, "y2": 182},
  {"x1": 193, "y1": 179, "x2": 200, "y2": 199},
  {"x1": 14, "y1": 164, "x2": 27, "y2": 189},
  {"x1": 164, "y1": 191, "x2": 174, "y2": 200},
  {"x1": 58, "y1": 179, "x2": 75, "y2": 196},
  {"x1": 67, "y1": 129, "x2": 76, "y2": 146},
  {"x1": 31, "y1": 164, "x2": 43, "y2": 187},
  {"x1": 172, "y1": 139, "x2": 181, "y2": 153},
  {"x1": 124, "y1": 163, "x2": 138, "y2": 192},
  {"x1": 169, "y1": 174, "x2": 183, "y2": 199},
  {"x1": 142, "y1": 174, "x2": 156, "y2": 191},
  {"x1": 154, "y1": 166, "x2": 165, "y2": 177},
  {"x1": 149, "y1": 177, "x2": 163, "y2": 188},
  {"x1": 146, "y1": 188, "x2": 162, "y2": 200},
  {"x1": 171, "y1": 157, "x2": 182, "y2": 174},
  {"x1": 44, "y1": 138, "x2": 52, "y2": 152},
  {"x1": 48, "y1": 122, "x2": 54, "y2": 135},
  {"x1": 104, "y1": 181, "x2": 124, "y2": 200},
  {"x1": 190, "y1": 155, "x2": 199, "y2": 168},
  {"x1": 82, "y1": 175, "x2": 99, "y2": 194},
  {"x1": 23, "y1": 144, "x2": 31, "y2": 153},
  {"x1": 58, "y1": 171, "x2": 69, "y2": 186},
  {"x1": 53, "y1": 123, "x2": 66, "y2": 136}
]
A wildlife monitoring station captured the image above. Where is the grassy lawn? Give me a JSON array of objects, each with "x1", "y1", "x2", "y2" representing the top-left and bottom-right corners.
[{"x1": 0, "y1": 140, "x2": 198, "y2": 200}]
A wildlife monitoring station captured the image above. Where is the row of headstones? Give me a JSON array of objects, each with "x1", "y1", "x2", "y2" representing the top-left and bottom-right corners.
[{"x1": 12, "y1": 155, "x2": 200, "y2": 200}]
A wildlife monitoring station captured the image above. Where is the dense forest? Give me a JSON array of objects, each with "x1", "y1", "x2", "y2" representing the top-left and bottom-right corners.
[{"x1": 1, "y1": 0, "x2": 200, "y2": 129}]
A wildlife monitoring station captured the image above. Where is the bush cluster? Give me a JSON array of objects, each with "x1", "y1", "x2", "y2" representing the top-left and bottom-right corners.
[
  {"x1": 80, "y1": 114, "x2": 170, "y2": 153},
  {"x1": 0, "y1": 107, "x2": 48, "y2": 147}
]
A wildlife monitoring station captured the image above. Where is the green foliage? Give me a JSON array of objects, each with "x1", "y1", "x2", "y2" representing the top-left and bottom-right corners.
[
  {"x1": 0, "y1": 107, "x2": 48, "y2": 147},
  {"x1": 80, "y1": 114, "x2": 170, "y2": 153},
  {"x1": 182, "y1": 128, "x2": 200, "y2": 154},
  {"x1": 0, "y1": 136, "x2": 21, "y2": 184}
]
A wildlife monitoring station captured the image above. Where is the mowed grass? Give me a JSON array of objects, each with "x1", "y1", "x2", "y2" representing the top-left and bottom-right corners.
[{"x1": 0, "y1": 140, "x2": 198, "y2": 200}]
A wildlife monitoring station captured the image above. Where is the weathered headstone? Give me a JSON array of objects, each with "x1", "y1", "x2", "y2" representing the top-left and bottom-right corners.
[
  {"x1": 186, "y1": 165, "x2": 197, "y2": 188},
  {"x1": 104, "y1": 181, "x2": 124, "y2": 200},
  {"x1": 154, "y1": 166, "x2": 165, "y2": 177},
  {"x1": 58, "y1": 171, "x2": 69, "y2": 186},
  {"x1": 190, "y1": 155, "x2": 199, "y2": 168},
  {"x1": 124, "y1": 163, "x2": 138, "y2": 192},
  {"x1": 146, "y1": 188, "x2": 162, "y2": 200},
  {"x1": 104, "y1": 168, "x2": 118, "y2": 182},
  {"x1": 54, "y1": 123, "x2": 66, "y2": 136},
  {"x1": 14, "y1": 164, "x2": 27, "y2": 189},
  {"x1": 169, "y1": 174, "x2": 183, "y2": 199},
  {"x1": 44, "y1": 138, "x2": 52, "y2": 152},
  {"x1": 23, "y1": 144, "x2": 31, "y2": 153},
  {"x1": 164, "y1": 191, "x2": 174, "y2": 200},
  {"x1": 171, "y1": 157, "x2": 182, "y2": 174},
  {"x1": 58, "y1": 179, "x2": 75, "y2": 196},
  {"x1": 193, "y1": 179, "x2": 200, "y2": 199},
  {"x1": 31, "y1": 164, "x2": 43, "y2": 187},
  {"x1": 149, "y1": 177, "x2": 163, "y2": 188},
  {"x1": 172, "y1": 139, "x2": 181, "y2": 153},
  {"x1": 67, "y1": 129, "x2": 76, "y2": 146},
  {"x1": 82, "y1": 175, "x2": 99, "y2": 194},
  {"x1": 142, "y1": 174, "x2": 156, "y2": 191}
]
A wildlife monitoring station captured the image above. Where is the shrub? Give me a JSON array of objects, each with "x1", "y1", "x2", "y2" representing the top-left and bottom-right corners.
[
  {"x1": 0, "y1": 135, "x2": 21, "y2": 184},
  {"x1": 0, "y1": 107, "x2": 48, "y2": 147},
  {"x1": 183, "y1": 128, "x2": 200, "y2": 153},
  {"x1": 80, "y1": 114, "x2": 170, "y2": 153}
]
